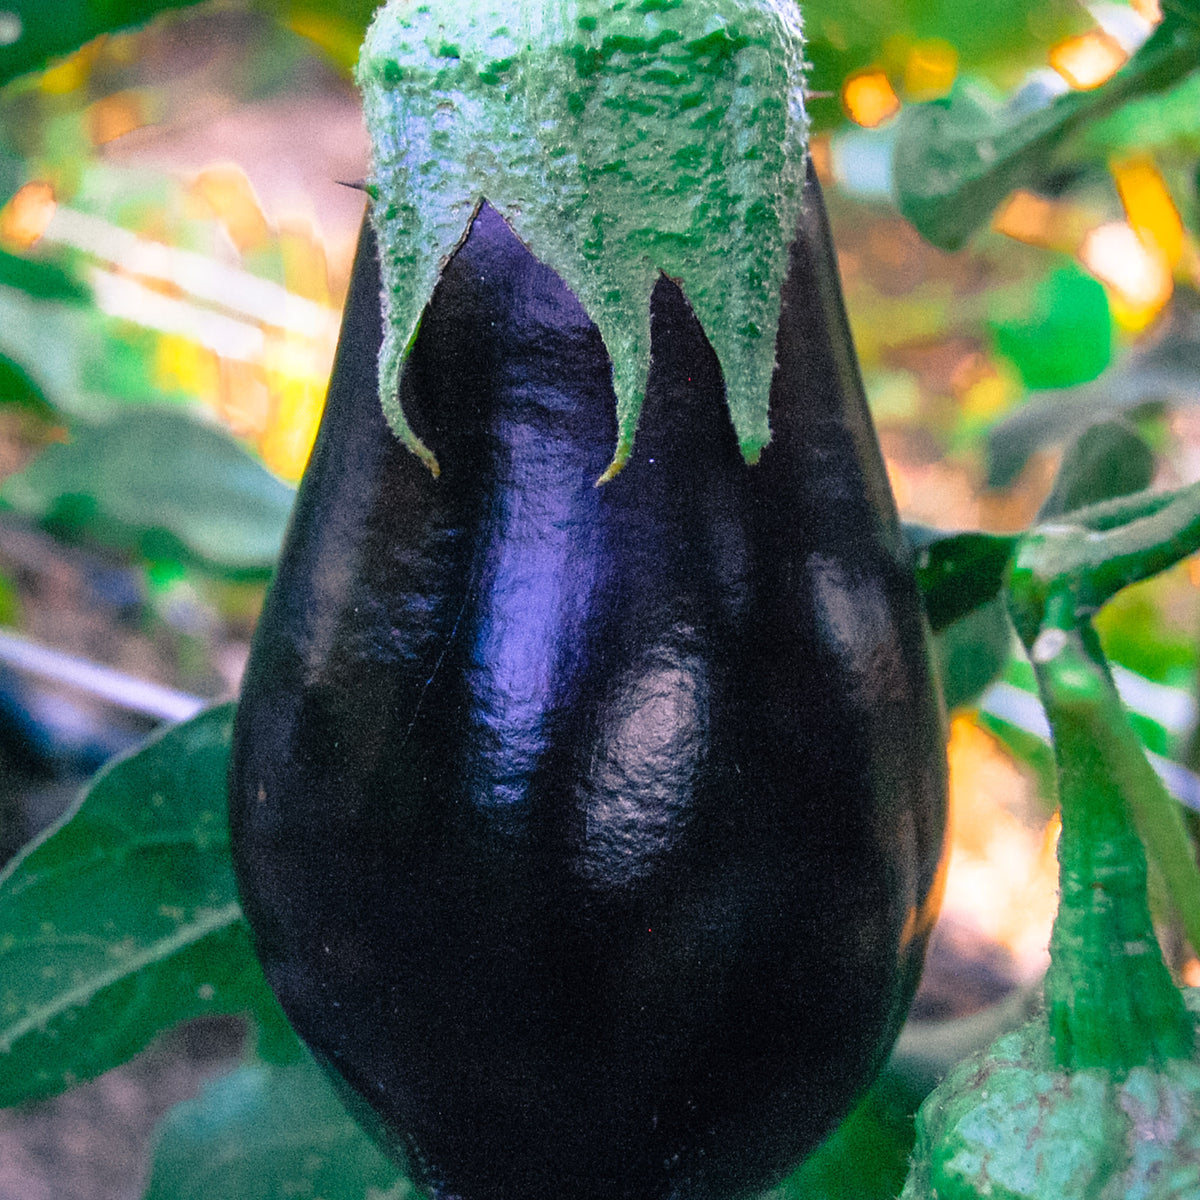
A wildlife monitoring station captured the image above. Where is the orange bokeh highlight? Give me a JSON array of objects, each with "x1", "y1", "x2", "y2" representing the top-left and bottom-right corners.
[
  {"x1": 842, "y1": 70, "x2": 902, "y2": 129},
  {"x1": 0, "y1": 181, "x2": 57, "y2": 249},
  {"x1": 1050, "y1": 30, "x2": 1128, "y2": 90},
  {"x1": 992, "y1": 190, "x2": 1087, "y2": 255},
  {"x1": 88, "y1": 90, "x2": 147, "y2": 146},
  {"x1": 186, "y1": 164, "x2": 272, "y2": 254}
]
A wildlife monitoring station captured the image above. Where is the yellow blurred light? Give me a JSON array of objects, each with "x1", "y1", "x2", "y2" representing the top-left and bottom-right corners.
[
  {"x1": 259, "y1": 374, "x2": 325, "y2": 482},
  {"x1": 288, "y1": 13, "x2": 366, "y2": 71},
  {"x1": 187, "y1": 164, "x2": 272, "y2": 254},
  {"x1": 992, "y1": 189, "x2": 1084, "y2": 254},
  {"x1": 903, "y1": 39, "x2": 958, "y2": 100},
  {"x1": 1080, "y1": 220, "x2": 1172, "y2": 330},
  {"x1": 960, "y1": 366, "x2": 1012, "y2": 422},
  {"x1": 1049, "y1": 30, "x2": 1127, "y2": 90},
  {"x1": 257, "y1": 329, "x2": 335, "y2": 481},
  {"x1": 1184, "y1": 958, "x2": 1200, "y2": 988},
  {"x1": 0, "y1": 181, "x2": 57, "y2": 249},
  {"x1": 261, "y1": 329, "x2": 329, "y2": 383},
  {"x1": 1111, "y1": 154, "x2": 1184, "y2": 269},
  {"x1": 39, "y1": 39, "x2": 104, "y2": 95},
  {"x1": 154, "y1": 333, "x2": 221, "y2": 403},
  {"x1": 841, "y1": 70, "x2": 901, "y2": 129},
  {"x1": 88, "y1": 90, "x2": 146, "y2": 146}
]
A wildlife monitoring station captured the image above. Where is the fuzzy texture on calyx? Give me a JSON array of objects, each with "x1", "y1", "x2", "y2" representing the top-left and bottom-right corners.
[
  {"x1": 357, "y1": 0, "x2": 808, "y2": 476},
  {"x1": 901, "y1": 995, "x2": 1200, "y2": 1200}
]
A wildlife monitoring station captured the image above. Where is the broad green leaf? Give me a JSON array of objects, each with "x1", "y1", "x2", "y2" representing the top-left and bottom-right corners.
[
  {"x1": 143, "y1": 1055, "x2": 414, "y2": 1200},
  {"x1": 1035, "y1": 417, "x2": 1156, "y2": 521},
  {"x1": 0, "y1": 285, "x2": 114, "y2": 419},
  {"x1": 764, "y1": 1073, "x2": 922, "y2": 1200},
  {"x1": 0, "y1": 249, "x2": 89, "y2": 304},
  {"x1": 0, "y1": 353, "x2": 53, "y2": 415},
  {"x1": 0, "y1": 704, "x2": 276, "y2": 1107},
  {"x1": 0, "y1": 284, "x2": 176, "y2": 421},
  {"x1": 893, "y1": 9, "x2": 1200, "y2": 250},
  {"x1": 1, "y1": 408, "x2": 294, "y2": 575},
  {"x1": 906, "y1": 524, "x2": 1018, "y2": 633},
  {"x1": 1086, "y1": 69, "x2": 1200, "y2": 154},
  {"x1": 934, "y1": 598, "x2": 1012, "y2": 712},
  {"x1": 986, "y1": 295, "x2": 1200, "y2": 488},
  {"x1": 0, "y1": 1, "x2": 208, "y2": 88}
]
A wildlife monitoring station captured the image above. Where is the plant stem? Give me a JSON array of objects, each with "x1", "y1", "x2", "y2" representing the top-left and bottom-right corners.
[
  {"x1": 1031, "y1": 595, "x2": 1193, "y2": 1073},
  {"x1": 1008, "y1": 482, "x2": 1200, "y2": 952}
]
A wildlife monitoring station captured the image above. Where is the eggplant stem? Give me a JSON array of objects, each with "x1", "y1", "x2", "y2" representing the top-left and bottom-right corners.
[{"x1": 1032, "y1": 603, "x2": 1194, "y2": 1072}]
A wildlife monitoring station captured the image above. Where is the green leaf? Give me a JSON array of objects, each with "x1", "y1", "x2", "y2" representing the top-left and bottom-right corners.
[
  {"x1": 0, "y1": 248, "x2": 90, "y2": 304},
  {"x1": 989, "y1": 265, "x2": 1111, "y2": 391},
  {"x1": 1, "y1": 408, "x2": 294, "y2": 575},
  {"x1": 1035, "y1": 417, "x2": 1156, "y2": 521},
  {"x1": 0, "y1": 283, "x2": 171, "y2": 421},
  {"x1": 764, "y1": 1073, "x2": 921, "y2": 1200},
  {"x1": 0, "y1": 1, "x2": 209, "y2": 88},
  {"x1": 144, "y1": 1055, "x2": 415, "y2": 1200},
  {"x1": 0, "y1": 352, "x2": 53, "y2": 415},
  {"x1": 907, "y1": 524, "x2": 1019, "y2": 633},
  {"x1": 934, "y1": 598, "x2": 1013, "y2": 712},
  {"x1": 893, "y1": 10, "x2": 1200, "y2": 250},
  {"x1": 986, "y1": 293, "x2": 1200, "y2": 488},
  {"x1": 0, "y1": 704, "x2": 276, "y2": 1107},
  {"x1": 1086, "y1": 68, "x2": 1200, "y2": 154}
]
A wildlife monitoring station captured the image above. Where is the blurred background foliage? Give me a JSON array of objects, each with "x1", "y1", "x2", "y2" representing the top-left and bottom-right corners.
[{"x1": 2, "y1": 1, "x2": 1200, "y2": 1198}]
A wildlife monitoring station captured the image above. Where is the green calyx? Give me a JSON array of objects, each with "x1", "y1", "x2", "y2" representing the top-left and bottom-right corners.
[
  {"x1": 356, "y1": 0, "x2": 808, "y2": 477},
  {"x1": 902, "y1": 999, "x2": 1200, "y2": 1200}
]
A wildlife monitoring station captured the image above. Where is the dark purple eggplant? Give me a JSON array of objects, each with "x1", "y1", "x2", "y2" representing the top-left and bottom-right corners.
[{"x1": 228, "y1": 166, "x2": 947, "y2": 1200}]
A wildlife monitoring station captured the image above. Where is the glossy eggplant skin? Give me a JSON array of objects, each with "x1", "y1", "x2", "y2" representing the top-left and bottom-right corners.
[{"x1": 229, "y1": 169, "x2": 947, "y2": 1200}]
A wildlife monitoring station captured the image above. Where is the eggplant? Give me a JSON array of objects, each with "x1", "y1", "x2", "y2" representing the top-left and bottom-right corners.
[{"x1": 228, "y1": 159, "x2": 946, "y2": 1200}]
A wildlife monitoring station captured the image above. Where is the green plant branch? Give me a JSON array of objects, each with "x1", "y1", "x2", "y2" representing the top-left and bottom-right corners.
[
  {"x1": 1009, "y1": 480, "x2": 1200, "y2": 643},
  {"x1": 894, "y1": 0, "x2": 1200, "y2": 249},
  {"x1": 1008, "y1": 481, "x2": 1200, "y2": 974}
]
